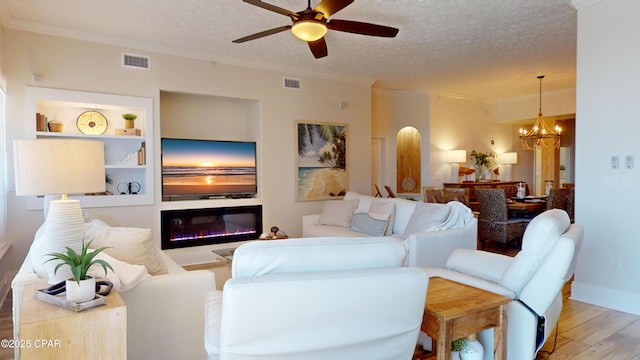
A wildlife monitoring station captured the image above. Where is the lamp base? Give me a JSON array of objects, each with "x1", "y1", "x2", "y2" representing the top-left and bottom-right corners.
[
  {"x1": 451, "y1": 163, "x2": 461, "y2": 183},
  {"x1": 44, "y1": 199, "x2": 85, "y2": 284},
  {"x1": 504, "y1": 164, "x2": 513, "y2": 182}
]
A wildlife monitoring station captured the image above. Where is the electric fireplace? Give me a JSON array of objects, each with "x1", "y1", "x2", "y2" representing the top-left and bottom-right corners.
[{"x1": 161, "y1": 205, "x2": 262, "y2": 249}]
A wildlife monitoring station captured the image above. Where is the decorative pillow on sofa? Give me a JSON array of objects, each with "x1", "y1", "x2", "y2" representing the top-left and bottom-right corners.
[
  {"x1": 369, "y1": 201, "x2": 396, "y2": 236},
  {"x1": 401, "y1": 202, "x2": 451, "y2": 239},
  {"x1": 85, "y1": 219, "x2": 167, "y2": 275},
  {"x1": 319, "y1": 199, "x2": 359, "y2": 227},
  {"x1": 349, "y1": 211, "x2": 390, "y2": 236}
]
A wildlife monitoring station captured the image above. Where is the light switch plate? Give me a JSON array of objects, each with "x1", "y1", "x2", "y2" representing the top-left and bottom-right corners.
[
  {"x1": 625, "y1": 155, "x2": 634, "y2": 169},
  {"x1": 611, "y1": 155, "x2": 619, "y2": 169}
]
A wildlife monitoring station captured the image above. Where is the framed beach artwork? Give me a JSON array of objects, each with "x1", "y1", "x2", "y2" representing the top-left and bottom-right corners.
[{"x1": 295, "y1": 121, "x2": 348, "y2": 201}]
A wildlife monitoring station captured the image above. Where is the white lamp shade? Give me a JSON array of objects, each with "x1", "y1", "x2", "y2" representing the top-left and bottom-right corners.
[
  {"x1": 443, "y1": 150, "x2": 467, "y2": 164},
  {"x1": 500, "y1": 152, "x2": 518, "y2": 165},
  {"x1": 14, "y1": 139, "x2": 105, "y2": 196}
]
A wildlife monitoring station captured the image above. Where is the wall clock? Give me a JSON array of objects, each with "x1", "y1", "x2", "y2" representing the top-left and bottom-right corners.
[{"x1": 77, "y1": 111, "x2": 108, "y2": 135}]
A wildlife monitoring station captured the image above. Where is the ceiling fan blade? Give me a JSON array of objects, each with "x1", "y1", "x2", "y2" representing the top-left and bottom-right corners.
[
  {"x1": 243, "y1": 0, "x2": 297, "y2": 18},
  {"x1": 232, "y1": 25, "x2": 292, "y2": 43},
  {"x1": 308, "y1": 38, "x2": 328, "y2": 59},
  {"x1": 327, "y1": 19, "x2": 399, "y2": 37},
  {"x1": 314, "y1": 0, "x2": 354, "y2": 18}
]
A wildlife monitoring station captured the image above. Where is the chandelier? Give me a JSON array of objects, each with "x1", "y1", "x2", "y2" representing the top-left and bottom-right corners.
[{"x1": 519, "y1": 75, "x2": 561, "y2": 150}]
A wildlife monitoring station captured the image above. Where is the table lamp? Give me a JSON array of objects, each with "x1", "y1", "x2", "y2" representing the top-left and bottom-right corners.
[
  {"x1": 500, "y1": 152, "x2": 518, "y2": 181},
  {"x1": 14, "y1": 139, "x2": 105, "y2": 283},
  {"x1": 443, "y1": 150, "x2": 467, "y2": 183}
]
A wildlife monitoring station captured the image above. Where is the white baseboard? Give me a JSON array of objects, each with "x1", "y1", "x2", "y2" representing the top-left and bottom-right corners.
[{"x1": 571, "y1": 280, "x2": 640, "y2": 316}]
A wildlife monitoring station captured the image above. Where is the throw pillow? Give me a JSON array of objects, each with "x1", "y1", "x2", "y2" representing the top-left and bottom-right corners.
[
  {"x1": 368, "y1": 201, "x2": 396, "y2": 235},
  {"x1": 85, "y1": 219, "x2": 167, "y2": 275},
  {"x1": 318, "y1": 199, "x2": 359, "y2": 227},
  {"x1": 349, "y1": 211, "x2": 390, "y2": 236},
  {"x1": 401, "y1": 202, "x2": 451, "y2": 239}
]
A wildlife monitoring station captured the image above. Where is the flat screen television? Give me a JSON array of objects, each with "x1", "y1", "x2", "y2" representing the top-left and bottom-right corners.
[{"x1": 161, "y1": 138, "x2": 257, "y2": 200}]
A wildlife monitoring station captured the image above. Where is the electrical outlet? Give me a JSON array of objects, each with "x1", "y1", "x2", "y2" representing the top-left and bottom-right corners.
[
  {"x1": 612, "y1": 257, "x2": 622, "y2": 270},
  {"x1": 611, "y1": 155, "x2": 619, "y2": 169}
]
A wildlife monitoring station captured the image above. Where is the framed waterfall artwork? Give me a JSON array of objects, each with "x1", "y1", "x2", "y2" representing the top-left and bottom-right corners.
[{"x1": 295, "y1": 120, "x2": 348, "y2": 201}]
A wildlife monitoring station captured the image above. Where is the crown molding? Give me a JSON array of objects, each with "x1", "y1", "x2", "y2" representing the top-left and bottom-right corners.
[{"x1": 568, "y1": 0, "x2": 600, "y2": 10}]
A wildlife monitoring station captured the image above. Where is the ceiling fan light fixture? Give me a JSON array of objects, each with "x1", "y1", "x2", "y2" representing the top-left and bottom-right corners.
[{"x1": 291, "y1": 20, "x2": 327, "y2": 42}]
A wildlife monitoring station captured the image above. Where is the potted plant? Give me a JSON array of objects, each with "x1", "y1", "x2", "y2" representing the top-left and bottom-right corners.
[
  {"x1": 45, "y1": 240, "x2": 113, "y2": 302},
  {"x1": 122, "y1": 113, "x2": 137, "y2": 129},
  {"x1": 451, "y1": 336, "x2": 483, "y2": 360},
  {"x1": 470, "y1": 150, "x2": 495, "y2": 181}
]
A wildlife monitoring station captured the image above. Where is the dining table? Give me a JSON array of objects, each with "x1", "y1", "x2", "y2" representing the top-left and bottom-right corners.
[{"x1": 507, "y1": 199, "x2": 547, "y2": 218}]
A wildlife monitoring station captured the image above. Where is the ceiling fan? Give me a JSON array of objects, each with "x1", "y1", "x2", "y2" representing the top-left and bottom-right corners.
[{"x1": 233, "y1": 0, "x2": 399, "y2": 59}]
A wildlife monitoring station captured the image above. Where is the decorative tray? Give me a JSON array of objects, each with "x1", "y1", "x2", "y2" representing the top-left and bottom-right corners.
[{"x1": 35, "y1": 289, "x2": 106, "y2": 312}]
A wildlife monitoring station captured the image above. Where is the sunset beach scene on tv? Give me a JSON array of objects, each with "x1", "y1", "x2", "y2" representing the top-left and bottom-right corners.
[{"x1": 161, "y1": 138, "x2": 257, "y2": 199}]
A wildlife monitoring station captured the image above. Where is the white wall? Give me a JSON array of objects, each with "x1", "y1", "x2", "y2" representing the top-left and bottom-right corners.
[
  {"x1": 571, "y1": 0, "x2": 640, "y2": 315},
  {"x1": 497, "y1": 88, "x2": 576, "y2": 122},
  {"x1": 428, "y1": 93, "x2": 517, "y2": 185},
  {"x1": 1, "y1": 29, "x2": 373, "y2": 269}
]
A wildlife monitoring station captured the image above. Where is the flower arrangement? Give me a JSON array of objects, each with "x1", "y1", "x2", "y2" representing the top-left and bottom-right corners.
[
  {"x1": 470, "y1": 150, "x2": 496, "y2": 169},
  {"x1": 470, "y1": 150, "x2": 496, "y2": 181}
]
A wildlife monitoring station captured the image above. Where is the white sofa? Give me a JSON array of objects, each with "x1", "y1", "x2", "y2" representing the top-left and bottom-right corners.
[
  {"x1": 12, "y1": 219, "x2": 216, "y2": 360},
  {"x1": 205, "y1": 237, "x2": 428, "y2": 360},
  {"x1": 302, "y1": 191, "x2": 478, "y2": 268}
]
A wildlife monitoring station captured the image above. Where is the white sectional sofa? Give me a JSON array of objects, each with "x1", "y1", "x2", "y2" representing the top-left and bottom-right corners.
[
  {"x1": 302, "y1": 191, "x2": 478, "y2": 267},
  {"x1": 12, "y1": 218, "x2": 216, "y2": 360}
]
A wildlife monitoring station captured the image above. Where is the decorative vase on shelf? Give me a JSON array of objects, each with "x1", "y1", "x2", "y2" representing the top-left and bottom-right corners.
[{"x1": 475, "y1": 166, "x2": 487, "y2": 181}]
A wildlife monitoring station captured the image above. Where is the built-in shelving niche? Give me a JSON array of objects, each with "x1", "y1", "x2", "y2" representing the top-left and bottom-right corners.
[{"x1": 158, "y1": 91, "x2": 262, "y2": 211}]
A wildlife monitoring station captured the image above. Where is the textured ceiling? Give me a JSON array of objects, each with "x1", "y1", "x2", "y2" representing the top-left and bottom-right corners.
[{"x1": 0, "y1": 0, "x2": 577, "y2": 100}]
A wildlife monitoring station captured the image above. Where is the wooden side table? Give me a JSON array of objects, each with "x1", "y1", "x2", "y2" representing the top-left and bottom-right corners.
[
  {"x1": 18, "y1": 280, "x2": 126, "y2": 359},
  {"x1": 422, "y1": 277, "x2": 511, "y2": 360}
]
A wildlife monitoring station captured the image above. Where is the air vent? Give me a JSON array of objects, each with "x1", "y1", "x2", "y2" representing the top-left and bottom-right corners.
[
  {"x1": 283, "y1": 77, "x2": 301, "y2": 90},
  {"x1": 122, "y1": 53, "x2": 150, "y2": 70}
]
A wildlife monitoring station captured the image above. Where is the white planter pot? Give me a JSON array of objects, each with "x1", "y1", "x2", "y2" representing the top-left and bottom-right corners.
[
  {"x1": 460, "y1": 340, "x2": 484, "y2": 360},
  {"x1": 66, "y1": 276, "x2": 96, "y2": 302}
]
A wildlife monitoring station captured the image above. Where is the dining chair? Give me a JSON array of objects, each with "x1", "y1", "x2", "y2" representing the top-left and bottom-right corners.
[
  {"x1": 566, "y1": 187, "x2": 575, "y2": 222},
  {"x1": 423, "y1": 186, "x2": 444, "y2": 203},
  {"x1": 373, "y1": 184, "x2": 383, "y2": 197},
  {"x1": 475, "y1": 188, "x2": 527, "y2": 252},
  {"x1": 546, "y1": 188, "x2": 570, "y2": 211},
  {"x1": 384, "y1": 185, "x2": 396, "y2": 198},
  {"x1": 443, "y1": 187, "x2": 469, "y2": 206}
]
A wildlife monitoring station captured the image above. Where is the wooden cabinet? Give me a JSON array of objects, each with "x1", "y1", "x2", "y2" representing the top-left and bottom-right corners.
[
  {"x1": 18, "y1": 281, "x2": 126, "y2": 359},
  {"x1": 25, "y1": 86, "x2": 154, "y2": 208}
]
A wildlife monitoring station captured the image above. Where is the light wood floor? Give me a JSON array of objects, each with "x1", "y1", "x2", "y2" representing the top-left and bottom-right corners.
[{"x1": 3, "y1": 243, "x2": 640, "y2": 360}]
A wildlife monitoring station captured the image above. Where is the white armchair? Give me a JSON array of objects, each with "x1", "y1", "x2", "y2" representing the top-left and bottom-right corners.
[
  {"x1": 205, "y1": 237, "x2": 429, "y2": 360},
  {"x1": 426, "y1": 209, "x2": 583, "y2": 360}
]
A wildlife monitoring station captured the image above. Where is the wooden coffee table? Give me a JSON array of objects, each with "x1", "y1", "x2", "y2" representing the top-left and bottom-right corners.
[{"x1": 422, "y1": 277, "x2": 511, "y2": 360}]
